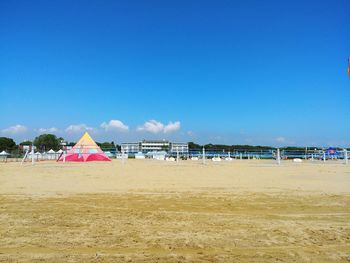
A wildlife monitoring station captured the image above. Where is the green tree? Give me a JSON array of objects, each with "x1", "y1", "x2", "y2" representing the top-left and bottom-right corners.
[
  {"x1": 0, "y1": 137, "x2": 16, "y2": 152},
  {"x1": 100, "y1": 142, "x2": 115, "y2": 150},
  {"x1": 188, "y1": 142, "x2": 201, "y2": 149},
  {"x1": 33, "y1": 134, "x2": 60, "y2": 151},
  {"x1": 188, "y1": 141, "x2": 274, "y2": 151},
  {"x1": 20, "y1": 140, "x2": 32, "y2": 146}
]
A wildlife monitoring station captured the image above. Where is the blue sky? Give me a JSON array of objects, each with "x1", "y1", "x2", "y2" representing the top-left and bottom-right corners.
[{"x1": 0, "y1": 0, "x2": 349, "y2": 146}]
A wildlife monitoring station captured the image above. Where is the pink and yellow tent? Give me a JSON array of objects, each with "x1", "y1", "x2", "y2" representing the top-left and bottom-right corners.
[{"x1": 58, "y1": 132, "x2": 111, "y2": 162}]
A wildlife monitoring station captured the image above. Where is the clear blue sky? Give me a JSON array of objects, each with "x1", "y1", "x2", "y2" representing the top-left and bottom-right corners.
[{"x1": 0, "y1": 0, "x2": 349, "y2": 146}]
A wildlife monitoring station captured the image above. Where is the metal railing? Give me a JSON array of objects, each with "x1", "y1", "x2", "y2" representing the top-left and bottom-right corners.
[{"x1": 1, "y1": 146, "x2": 348, "y2": 164}]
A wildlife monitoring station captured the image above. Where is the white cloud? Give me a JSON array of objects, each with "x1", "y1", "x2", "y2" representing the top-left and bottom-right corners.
[
  {"x1": 137, "y1": 120, "x2": 181, "y2": 134},
  {"x1": 101, "y1": 120, "x2": 129, "y2": 131},
  {"x1": 164, "y1": 121, "x2": 181, "y2": 133},
  {"x1": 276, "y1": 137, "x2": 286, "y2": 143},
  {"x1": 37, "y1": 127, "x2": 58, "y2": 133},
  {"x1": 137, "y1": 120, "x2": 164, "y2": 133},
  {"x1": 1, "y1": 124, "x2": 28, "y2": 134},
  {"x1": 65, "y1": 124, "x2": 94, "y2": 134}
]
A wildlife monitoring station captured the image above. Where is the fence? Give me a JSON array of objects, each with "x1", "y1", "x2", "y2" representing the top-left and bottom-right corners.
[
  {"x1": 109, "y1": 147, "x2": 350, "y2": 162},
  {"x1": 1, "y1": 146, "x2": 349, "y2": 164}
]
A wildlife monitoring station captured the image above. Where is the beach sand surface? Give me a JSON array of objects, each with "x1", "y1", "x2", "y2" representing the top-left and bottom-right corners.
[{"x1": 0, "y1": 159, "x2": 349, "y2": 262}]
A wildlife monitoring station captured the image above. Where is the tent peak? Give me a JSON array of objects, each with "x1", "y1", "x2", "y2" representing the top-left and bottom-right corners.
[{"x1": 58, "y1": 132, "x2": 110, "y2": 162}]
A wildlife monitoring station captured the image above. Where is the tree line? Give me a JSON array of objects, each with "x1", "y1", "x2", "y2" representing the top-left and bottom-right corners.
[
  {"x1": 188, "y1": 142, "x2": 275, "y2": 151},
  {"x1": 0, "y1": 135, "x2": 342, "y2": 153},
  {"x1": 187, "y1": 142, "x2": 332, "y2": 151},
  {"x1": 0, "y1": 134, "x2": 119, "y2": 153}
]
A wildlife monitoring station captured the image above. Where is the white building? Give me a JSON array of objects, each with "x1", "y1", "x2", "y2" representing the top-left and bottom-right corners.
[
  {"x1": 121, "y1": 140, "x2": 188, "y2": 154},
  {"x1": 170, "y1": 142, "x2": 189, "y2": 154},
  {"x1": 121, "y1": 142, "x2": 140, "y2": 153},
  {"x1": 141, "y1": 140, "x2": 170, "y2": 152}
]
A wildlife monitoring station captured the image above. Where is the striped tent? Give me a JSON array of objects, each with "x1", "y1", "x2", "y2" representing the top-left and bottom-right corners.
[{"x1": 58, "y1": 132, "x2": 111, "y2": 162}]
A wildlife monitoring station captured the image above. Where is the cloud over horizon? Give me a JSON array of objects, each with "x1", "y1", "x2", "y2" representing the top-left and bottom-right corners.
[
  {"x1": 137, "y1": 120, "x2": 181, "y2": 134},
  {"x1": 1, "y1": 122, "x2": 348, "y2": 147},
  {"x1": 36, "y1": 127, "x2": 59, "y2": 134},
  {"x1": 65, "y1": 124, "x2": 94, "y2": 134},
  {"x1": 1, "y1": 124, "x2": 28, "y2": 135},
  {"x1": 101, "y1": 120, "x2": 129, "y2": 131}
]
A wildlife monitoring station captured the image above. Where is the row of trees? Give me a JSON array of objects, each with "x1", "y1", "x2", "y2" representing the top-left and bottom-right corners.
[
  {"x1": 0, "y1": 134, "x2": 118, "y2": 153},
  {"x1": 188, "y1": 142, "x2": 274, "y2": 151},
  {"x1": 0, "y1": 137, "x2": 17, "y2": 152},
  {"x1": 0, "y1": 135, "x2": 63, "y2": 152},
  {"x1": 1, "y1": 135, "x2": 334, "y2": 153},
  {"x1": 187, "y1": 142, "x2": 331, "y2": 151}
]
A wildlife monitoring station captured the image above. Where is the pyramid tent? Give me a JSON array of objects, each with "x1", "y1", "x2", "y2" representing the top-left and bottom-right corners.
[{"x1": 58, "y1": 132, "x2": 111, "y2": 162}]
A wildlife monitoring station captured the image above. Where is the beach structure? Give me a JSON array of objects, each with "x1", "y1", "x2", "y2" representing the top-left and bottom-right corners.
[
  {"x1": 146, "y1": 151, "x2": 167, "y2": 160},
  {"x1": 344, "y1": 149, "x2": 348, "y2": 164},
  {"x1": 0, "y1": 150, "x2": 10, "y2": 162},
  {"x1": 58, "y1": 132, "x2": 110, "y2": 162},
  {"x1": 276, "y1": 148, "x2": 281, "y2": 165},
  {"x1": 202, "y1": 147, "x2": 206, "y2": 164},
  {"x1": 293, "y1": 158, "x2": 303, "y2": 163},
  {"x1": 212, "y1": 156, "x2": 222, "y2": 162},
  {"x1": 28, "y1": 150, "x2": 39, "y2": 160},
  {"x1": 21, "y1": 145, "x2": 35, "y2": 165},
  {"x1": 47, "y1": 149, "x2": 58, "y2": 160},
  {"x1": 325, "y1": 147, "x2": 339, "y2": 160},
  {"x1": 225, "y1": 152, "x2": 233, "y2": 161},
  {"x1": 0, "y1": 150, "x2": 9, "y2": 156},
  {"x1": 104, "y1": 151, "x2": 114, "y2": 158},
  {"x1": 135, "y1": 152, "x2": 145, "y2": 159},
  {"x1": 34, "y1": 152, "x2": 42, "y2": 160},
  {"x1": 116, "y1": 153, "x2": 128, "y2": 159}
]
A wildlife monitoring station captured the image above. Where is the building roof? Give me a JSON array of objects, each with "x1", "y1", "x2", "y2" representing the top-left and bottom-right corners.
[{"x1": 142, "y1": 139, "x2": 169, "y2": 143}]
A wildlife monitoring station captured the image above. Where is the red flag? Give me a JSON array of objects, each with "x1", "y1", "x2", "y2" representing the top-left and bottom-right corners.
[{"x1": 348, "y1": 57, "x2": 350, "y2": 76}]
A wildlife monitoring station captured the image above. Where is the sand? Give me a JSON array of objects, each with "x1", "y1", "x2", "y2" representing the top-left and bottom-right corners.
[{"x1": 0, "y1": 159, "x2": 349, "y2": 262}]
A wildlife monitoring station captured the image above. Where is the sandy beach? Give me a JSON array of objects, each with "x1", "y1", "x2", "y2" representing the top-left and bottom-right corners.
[
  {"x1": 0, "y1": 159, "x2": 350, "y2": 262},
  {"x1": 2, "y1": 0, "x2": 350, "y2": 261}
]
